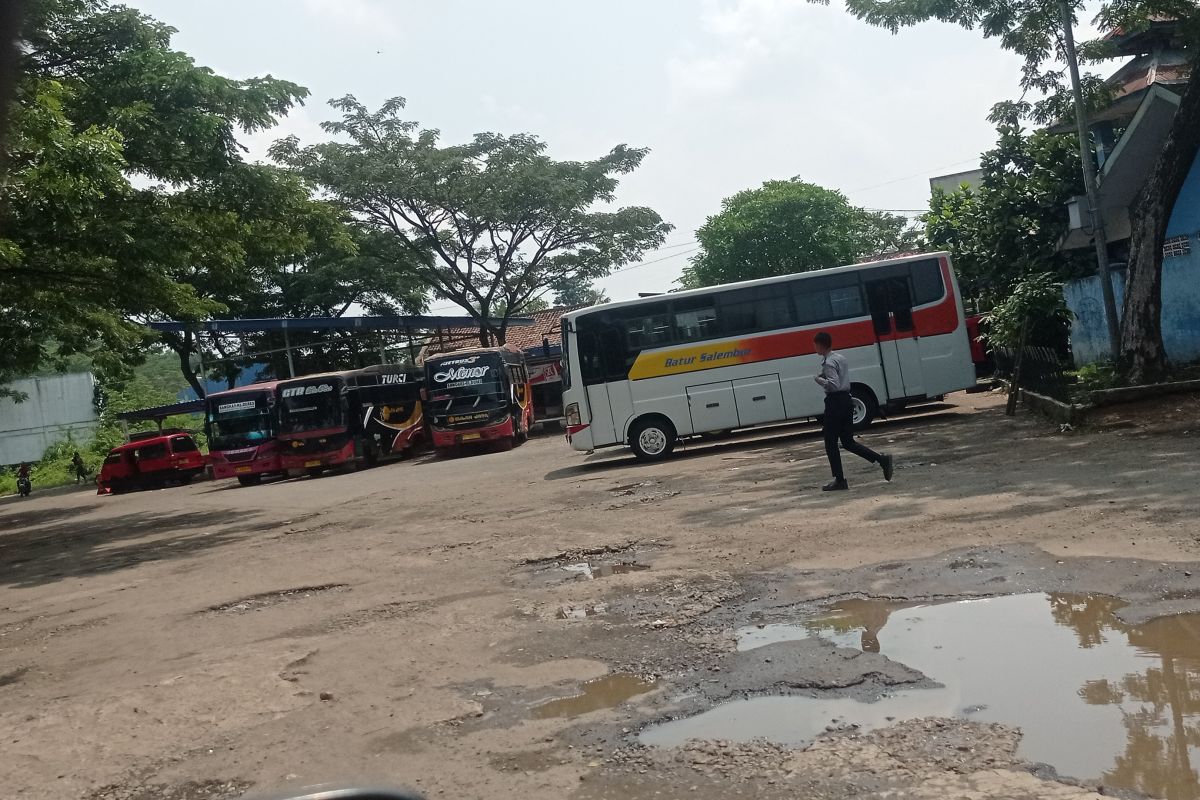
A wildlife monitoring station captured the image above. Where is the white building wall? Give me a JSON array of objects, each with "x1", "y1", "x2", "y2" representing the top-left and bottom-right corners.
[{"x1": 0, "y1": 372, "x2": 98, "y2": 465}]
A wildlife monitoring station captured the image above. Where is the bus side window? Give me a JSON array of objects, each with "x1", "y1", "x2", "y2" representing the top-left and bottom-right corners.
[
  {"x1": 794, "y1": 275, "x2": 863, "y2": 326},
  {"x1": 718, "y1": 287, "x2": 793, "y2": 335},
  {"x1": 910, "y1": 258, "x2": 945, "y2": 305},
  {"x1": 672, "y1": 296, "x2": 718, "y2": 342}
]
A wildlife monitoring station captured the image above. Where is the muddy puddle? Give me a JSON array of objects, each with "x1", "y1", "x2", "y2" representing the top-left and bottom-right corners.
[
  {"x1": 532, "y1": 674, "x2": 657, "y2": 719},
  {"x1": 646, "y1": 592, "x2": 1200, "y2": 799},
  {"x1": 563, "y1": 561, "x2": 651, "y2": 580}
]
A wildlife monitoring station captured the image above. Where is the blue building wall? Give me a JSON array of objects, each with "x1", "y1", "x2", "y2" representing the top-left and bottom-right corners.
[
  {"x1": 1065, "y1": 147, "x2": 1200, "y2": 366},
  {"x1": 1065, "y1": 255, "x2": 1200, "y2": 365},
  {"x1": 1167, "y1": 155, "x2": 1200, "y2": 236}
]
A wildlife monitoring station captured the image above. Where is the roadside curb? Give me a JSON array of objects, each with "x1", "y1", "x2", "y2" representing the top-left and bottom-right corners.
[
  {"x1": 0, "y1": 482, "x2": 96, "y2": 504},
  {"x1": 1016, "y1": 378, "x2": 1200, "y2": 426}
]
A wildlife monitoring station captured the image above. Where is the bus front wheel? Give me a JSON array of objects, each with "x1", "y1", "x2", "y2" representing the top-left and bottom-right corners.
[{"x1": 629, "y1": 417, "x2": 677, "y2": 462}]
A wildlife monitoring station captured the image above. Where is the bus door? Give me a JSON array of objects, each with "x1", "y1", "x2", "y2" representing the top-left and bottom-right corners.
[
  {"x1": 865, "y1": 275, "x2": 925, "y2": 399},
  {"x1": 578, "y1": 326, "x2": 623, "y2": 446}
]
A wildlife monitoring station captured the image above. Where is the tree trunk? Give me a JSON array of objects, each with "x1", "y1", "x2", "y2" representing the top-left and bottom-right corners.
[
  {"x1": 1005, "y1": 318, "x2": 1030, "y2": 417},
  {"x1": 477, "y1": 303, "x2": 491, "y2": 347},
  {"x1": 164, "y1": 331, "x2": 205, "y2": 399},
  {"x1": 1119, "y1": 67, "x2": 1200, "y2": 383}
]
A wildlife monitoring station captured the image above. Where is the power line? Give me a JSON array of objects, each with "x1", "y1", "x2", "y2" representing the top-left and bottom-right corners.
[
  {"x1": 423, "y1": 244, "x2": 701, "y2": 311},
  {"x1": 849, "y1": 158, "x2": 980, "y2": 193},
  {"x1": 611, "y1": 246, "x2": 700, "y2": 275}
]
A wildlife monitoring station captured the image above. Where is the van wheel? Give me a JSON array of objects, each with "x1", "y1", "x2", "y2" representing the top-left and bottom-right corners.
[
  {"x1": 850, "y1": 384, "x2": 878, "y2": 431},
  {"x1": 629, "y1": 417, "x2": 677, "y2": 461}
]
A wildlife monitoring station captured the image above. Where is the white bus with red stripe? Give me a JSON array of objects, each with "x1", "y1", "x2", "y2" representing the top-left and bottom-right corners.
[{"x1": 560, "y1": 252, "x2": 975, "y2": 460}]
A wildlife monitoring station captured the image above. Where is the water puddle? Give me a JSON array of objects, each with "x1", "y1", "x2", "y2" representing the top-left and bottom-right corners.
[
  {"x1": 532, "y1": 673, "x2": 657, "y2": 719},
  {"x1": 562, "y1": 561, "x2": 651, "y2": 580},
  {"x1": 645, "y1": 592, "x2": 1200, "y2": 799}
]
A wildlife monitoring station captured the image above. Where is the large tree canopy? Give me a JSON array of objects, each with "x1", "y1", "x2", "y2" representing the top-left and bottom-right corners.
[
  {"x1": 925, "y1": 118, "x2": 1090, "y2": 309},
  {"x1": 680, "y1": 180, "x2": 921, "y2": 289},
  {"x1": 829, "y1": 0, "x2": 1200, "y2": 380},
  {"x1": 1, "y1": 0, "x2": 404, "y2": 396},
  {"x1": 271, "y1": 96, "x2": 672, "y2": 346}
]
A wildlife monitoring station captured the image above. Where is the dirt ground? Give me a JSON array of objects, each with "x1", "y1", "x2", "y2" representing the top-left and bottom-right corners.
[{"x1": 3, "y1": 390, "x2": 1200, "y2": 800}]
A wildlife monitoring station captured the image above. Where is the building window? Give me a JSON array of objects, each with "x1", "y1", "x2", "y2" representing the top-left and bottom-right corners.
[{"x1": 1163, "y1": 235, "x2": 1191, "y2": 258}]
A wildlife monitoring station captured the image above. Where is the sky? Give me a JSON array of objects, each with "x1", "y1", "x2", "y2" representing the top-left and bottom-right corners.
[{"x1": 126, "y1": 0, "x2": 1035, "y2": 306}]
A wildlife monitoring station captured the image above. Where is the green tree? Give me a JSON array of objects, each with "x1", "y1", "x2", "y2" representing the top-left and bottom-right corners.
[
  {"x1": 924, "y1": 119, "x2": 1089, "y2": 308},
  {"x1": 828, "y1": 0, "x2": 1200, "y2": 381},
  {"x1": 552, "y1": 280, "x2": 610, "y2": 307},
  {"x1": 271, "y1": 96, "x2": 672, "y2": 346},
  {"x1": 680, "y1": 180, "x2": 916, "y2": 289},
  {"x1": 0, "y1": 77, "x2": 185, "y2": 390},
  {"x1": 2, "y1": 0, "x2": 342, "y2": 395}
]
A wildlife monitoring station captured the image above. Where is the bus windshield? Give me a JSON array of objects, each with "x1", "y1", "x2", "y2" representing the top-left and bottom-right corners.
[
  {"x1": 427, "y1": 354, "x2": 506, "y2": 412},
  {"x1": 278, "y1": 380, "x2": 344, "y2": 434},
  {"x1": 207, "y1": 393, "x2": 272, "y2": 450}
]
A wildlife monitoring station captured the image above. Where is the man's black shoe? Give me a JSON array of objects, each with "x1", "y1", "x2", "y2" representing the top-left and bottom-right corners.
[
  {"x1": 881, "y1": 454, "x2": 894, "y2": 482},
  {"x1": 822, "y1": 479, "x2": 849, "y2": 491}
]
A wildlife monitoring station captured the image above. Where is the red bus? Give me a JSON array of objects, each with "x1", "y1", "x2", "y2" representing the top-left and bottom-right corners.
[
  {"x1": 276, "y1": 365, "x2": 425, "y2": 476},
  {"x1": 205, "y1": 380, "x2": 283, "y2": 486},
  {"x1": 424, "y1": 346, "x2": 534, "y2": 453}
]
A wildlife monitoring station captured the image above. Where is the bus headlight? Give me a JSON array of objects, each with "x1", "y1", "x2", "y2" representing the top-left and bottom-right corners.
[{"x1": 565, "y1": 403, "x2": 581, "y2": 427}]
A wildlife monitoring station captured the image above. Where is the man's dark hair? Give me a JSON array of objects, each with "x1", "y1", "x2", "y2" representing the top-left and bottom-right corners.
[{"x1": 813, "y1": 331, "x2": 832, "y2": 348}]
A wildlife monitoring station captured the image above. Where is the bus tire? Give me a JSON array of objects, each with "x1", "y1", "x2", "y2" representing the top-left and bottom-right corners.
[
  {"x1": 237, "y1": 475, "x2": 262, "y2": 487},
  {"x1": 629, "y1": 416, "x2": 677, "y2": 462},
  {"x1": 850, "y1": 384, "x2": 878, "y2": 431}
]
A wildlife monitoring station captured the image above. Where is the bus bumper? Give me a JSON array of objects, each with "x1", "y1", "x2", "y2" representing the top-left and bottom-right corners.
[
  {"x1": 279, "y1": 441, "x2": 355, "y2": 471},
  {"x1": 431, "y1": 418, "x2": 513, "y2": 448},
  {"x1": 212, "y1": 456, "x2": 282, "y2": 480},
  {"x1": 566, "y1": 423, "x2": 595, "y2": 452}
]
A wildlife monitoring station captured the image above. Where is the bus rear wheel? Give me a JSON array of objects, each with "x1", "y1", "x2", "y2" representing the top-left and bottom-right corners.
[
  {"x1": 850, "y1": 384, "x2": 878, "y2": 431},
  {"x1": 629, "y1": 417, "x2": 676, "y2": 462}
]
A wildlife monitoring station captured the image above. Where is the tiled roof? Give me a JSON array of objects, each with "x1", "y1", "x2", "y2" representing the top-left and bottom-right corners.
[{"x1": 422, "y1": 305, "x2": 587, "y2": 358}]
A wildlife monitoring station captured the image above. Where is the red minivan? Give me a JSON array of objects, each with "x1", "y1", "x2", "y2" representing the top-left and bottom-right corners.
[{"x1": 97, "y1": 431, "x2": 207, "y2": 495}]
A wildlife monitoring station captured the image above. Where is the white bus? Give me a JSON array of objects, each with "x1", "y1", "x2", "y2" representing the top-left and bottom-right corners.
[{"x1": 560, "y1": 251, "x2": 976, "y2": 460}]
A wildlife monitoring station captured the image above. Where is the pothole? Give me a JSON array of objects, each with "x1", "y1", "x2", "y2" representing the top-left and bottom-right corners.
[
  {"x1": 518, "y1": 541, "x2": 661, "y2": 588},
  {"x1": 0, "y1": 666, "x2": 29, "y2": 687},
  {"x1": 607, "y1": 480, "x2": 681, "y2": 509},
  {"x1": 201, "y1": 584, "x2": 349, "y2": 614},
  {"x1": 562, "y1": 561, "x2": 652, "y2": 580},
  {"x1": 643, "y1": 592, "x2": 1200, "y2": 800},
  {"x1": 520, "y1": 539, "x2": 661, "y2": 566},
  {"x1": 532, "y1": 673, "x2": 658, "y2": 719}
]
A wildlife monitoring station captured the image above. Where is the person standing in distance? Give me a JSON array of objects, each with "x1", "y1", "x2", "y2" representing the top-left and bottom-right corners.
[{"x1": 813, "y1": 331, "x2": 893, "y2": 491}]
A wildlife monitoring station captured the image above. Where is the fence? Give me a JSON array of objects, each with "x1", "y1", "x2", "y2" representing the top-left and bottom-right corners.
[{"x1": 992, "y1": 345, "x2": 1073, "y2": 400}]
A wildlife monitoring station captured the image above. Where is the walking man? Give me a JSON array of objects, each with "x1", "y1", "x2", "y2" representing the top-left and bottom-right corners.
[
  {"x1": 72, "y1": 451, "x2": 88, "y2": 484},
  {"x1": 813, "y1": 331, "x2": 893, "y2": 491}
]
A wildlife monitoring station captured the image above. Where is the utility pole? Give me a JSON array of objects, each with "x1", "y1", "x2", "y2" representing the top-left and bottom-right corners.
[{"x1": 1061, "y1": 0, "x2": 1122, "y2": 358}]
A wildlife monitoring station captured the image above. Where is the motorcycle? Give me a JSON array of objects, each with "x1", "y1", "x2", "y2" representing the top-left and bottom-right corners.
[{"x1": 17, "y1": 475, "x2": 31, "y2": 498}]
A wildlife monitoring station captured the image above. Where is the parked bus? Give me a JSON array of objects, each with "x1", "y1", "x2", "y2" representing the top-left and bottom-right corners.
[
  {"x1": 276, "y1": 365, "x2": 425, "y2": 476},
  {"x1": 424, "y1": 346, "x2": 534, "y2": 453},
  {"x1": 346, "y1": 364, "x2": 427, "y2": 463},
  {"x1": 205, "y1": 380, "x2": 282, "y2": 486},
  {"x1": 560, "y1": 251, "x2": 976, "y2": 461}
]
